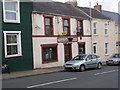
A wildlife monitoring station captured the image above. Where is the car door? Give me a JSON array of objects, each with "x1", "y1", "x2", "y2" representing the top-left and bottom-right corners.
[
  {"x1": 91, "y1": 55, "x2": 98, "y2": 68},
  {"x1": 85, "y1": 55, "x2": 93, "y2": 68}
]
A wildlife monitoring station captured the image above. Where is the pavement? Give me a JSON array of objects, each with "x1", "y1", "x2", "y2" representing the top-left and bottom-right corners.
[
  {"x1": 1, "y1": 66, "x2": 64, "y2": 80},
  {"x1": 1, "y1": 62, "x2": 107, "y2": 80}
]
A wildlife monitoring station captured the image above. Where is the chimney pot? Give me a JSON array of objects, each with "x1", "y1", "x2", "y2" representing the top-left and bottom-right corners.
[
  {"x1": 94, "y1": 3, "x2": 102, "y2": 12},
  {"x1": 66, "y1": 0, "x2": 78, "y2": 7}
]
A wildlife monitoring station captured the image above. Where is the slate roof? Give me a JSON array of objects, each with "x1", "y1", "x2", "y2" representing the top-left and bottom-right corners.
[
  {"x1": 78, "y1": 7, "x2": 110, "y2": 20},
  {"x1": 33, "y1": 2, "x2": 110, "y2": 20},
  {"x1": 33, "y1": 2, "x2": 89, "y2": 19},
  {"x1": 102, "y1": 10, "x2": 120, "y2": 25}
]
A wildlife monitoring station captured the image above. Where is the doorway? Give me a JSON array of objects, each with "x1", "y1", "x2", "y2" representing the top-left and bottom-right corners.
[
  {"x1": 78, "y1": 42, "x2": 85, "y2": 54},
  {"x1": 64, "y1": 44, "x2": 72, "y2": 62}
]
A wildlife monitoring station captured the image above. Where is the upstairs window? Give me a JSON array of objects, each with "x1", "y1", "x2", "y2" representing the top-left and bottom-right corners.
[
  {"x1": 3, "y1": 0, "x2": 20, "y2": 23},
  {"x1": 44, "y1": 17, "x2": 53, "y2": 36},
  {"x1": 63, "y1": 19, "x2": 70, "y2": 36},
  {"x1": 93, "y1": 22, "x2": 97, "y2": 35},
  {"x1": 104, "y1": 23, "x2": 108, "y2": 35},
  {"x1": 116, "y1": 41, "x2": 120, "y2": 46},
  {"x1": 4, "y1": 31, "x2": 22, "y2": 58},
  {"x1": 77, "y1": 20, "x2": 83, "y2": 35}
]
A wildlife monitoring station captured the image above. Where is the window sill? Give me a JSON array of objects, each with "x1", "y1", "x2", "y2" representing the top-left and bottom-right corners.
[
  {"x1": 42, "y1": 60, "x2": 58, "y2": 64},
  {"x1": 93, "y1": 34, "x2": 98, "y2": 36},
  {"x1": 104, "y1": 35, "x2": 109, "y2": 37},
  {"x1": 105, "y1": 54, "x2": 109, "y2": 56},
  {"x1": 5, "y1": 54, "x2": 22, "y2": 58},
  {"x1": 4, "y1": 20, "x2": 20, "y2": 24}
]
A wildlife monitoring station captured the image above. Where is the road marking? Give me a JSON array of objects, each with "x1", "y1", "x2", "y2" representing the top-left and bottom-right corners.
[
  {"x1": 94, "y1": 70, "x2": 118, "y2": 76},
  {"x1": 27, "y1": 77, "x2": 77, "y2": 88}
]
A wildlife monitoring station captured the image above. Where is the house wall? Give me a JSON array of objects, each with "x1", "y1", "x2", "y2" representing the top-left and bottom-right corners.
[
  {"x1": 115, "y1": 24, "x2": 120, "y2": 52},
  {"x1": 116, "y1": 24, "x2": 120, "y2": 52},
  {"x1": 32, "y1": 14, "x2": 91, "y2": 69},
  {"x1": 2, "y1": 2, "x2": 33, "y2": 72},
  {"x1": 92, "y1": 19, "x2": 116, "y2": 62}
]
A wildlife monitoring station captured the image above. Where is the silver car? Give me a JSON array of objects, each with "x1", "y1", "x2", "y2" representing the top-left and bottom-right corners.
[
  {"x1": 106, "y1": 53, "x2": 120, "y2": 65},
  {"x1": 64, "y1": 54, "x2": 102, "y2": 72}
]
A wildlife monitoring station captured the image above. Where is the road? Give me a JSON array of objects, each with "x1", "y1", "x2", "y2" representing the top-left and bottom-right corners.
[{"x1": 2, "y1": 66, "x2": 119, "y2": 88}]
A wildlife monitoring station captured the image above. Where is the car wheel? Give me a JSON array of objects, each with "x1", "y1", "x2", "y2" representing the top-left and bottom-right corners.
[
  {"x1": 80, "y1": 65, "x2": 85, "y2": 72},
  {"x1": 97, "y1": 63, "x2": 102, "y2": 69},
  {"x1": 106, "y1": 63, "x2": 110, "y2": 66}
]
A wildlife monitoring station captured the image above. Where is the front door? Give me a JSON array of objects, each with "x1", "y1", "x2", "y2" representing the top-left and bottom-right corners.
[
  {"x1": 64, "y1": 44, "x2": 72, "y2": 62},
  {"x1": 78, "y1": 43, "x2": 85, "y2": 54}
]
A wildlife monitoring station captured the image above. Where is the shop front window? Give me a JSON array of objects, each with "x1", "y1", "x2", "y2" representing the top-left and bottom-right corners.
[{"x1": 42, "y1": 45, "x2": 57, "y2": 63}]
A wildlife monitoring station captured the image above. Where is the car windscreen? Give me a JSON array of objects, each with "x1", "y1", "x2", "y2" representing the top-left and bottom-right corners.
[
  {"x1": 73, "y1": 55, "x2": 86, "y2": 60},
  {"x1": 111, "y1": 54, "x2": 120, "y2": 58}
]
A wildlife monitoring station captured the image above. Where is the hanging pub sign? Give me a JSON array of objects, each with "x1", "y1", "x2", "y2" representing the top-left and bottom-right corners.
[{"x1": 57, "y1": 37, "x2": 77, "y2": 43}]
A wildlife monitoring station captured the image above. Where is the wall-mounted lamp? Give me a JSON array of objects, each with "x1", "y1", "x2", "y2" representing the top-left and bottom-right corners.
[
  {"x1": 56, "y1": 17, "x2": 62, "y2": 24},
  {"x1": 35, "y1": 25, "x2": 40, "y2": 30}
]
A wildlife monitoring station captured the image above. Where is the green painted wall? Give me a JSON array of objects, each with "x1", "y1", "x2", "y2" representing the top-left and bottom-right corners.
[
  {"x1": 2, "y1": 2, "x2": 33, "y2": 72},
  {"x1": 0, "y1": 1, "x2": 2, "y2": 74}
]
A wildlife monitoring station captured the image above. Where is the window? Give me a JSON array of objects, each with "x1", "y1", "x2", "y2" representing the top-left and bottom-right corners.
[
  {"x1": 116, "y1": 41, "x2": 120, "y2": 46},
  {"x1": 87, "y1": 55, "x2": 92, "y2": 60},
  {"x1": 3, "y1": 0, "x2": 20, "y2": 23},
  {"x1": 42, "y1": 45, "x2": 58, "y2": 63},
  {"x1": 105, "y1": 43, "x2": 108, "y2": 54},
  {"x1": 4, "y1": 31, "x2": 22, "y2": 58},
  {"x1": 77, "y1": 20, "x2": 83, "y2": 35},
  {"x1": 93, "y1": 55, "x2": 100, "y2": 59},
  {"x1": 93, "y1": 22, "x2": 97, "y2": 35},
  {"x1": 63, "y1": 19, "x2": 70, "y2": 36},
  {"x1": 44, "y1": 17, "x2": 53, "y2": 36},
  {"x1": 104, "y1": 23, "x2": 108, "y2": 35},
  {"x1": 93, "y1": 43, "x2": 97, "y2": 54}
]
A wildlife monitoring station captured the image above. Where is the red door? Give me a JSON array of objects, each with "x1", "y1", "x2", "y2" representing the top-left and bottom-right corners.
[{"x1": 64, "y1": 44, "x2": 72, "y2": 62}]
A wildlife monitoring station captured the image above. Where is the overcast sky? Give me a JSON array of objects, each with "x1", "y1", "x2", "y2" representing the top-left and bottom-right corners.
[{"x1": 53, "y1": 0, "x2": 120, "y2": 13}]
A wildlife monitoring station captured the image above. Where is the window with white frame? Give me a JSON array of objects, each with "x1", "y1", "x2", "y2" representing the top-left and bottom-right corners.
[
  {"x1": 77, "y1": 20, "x2": 83, "y2": 35},
  {"x1": 104, "y1": 23, "x2": 108, "y2": 35},
  {"x1": 116, "y1": 41, "x2": 120, "y2": 46},
  {"x1": 105, "y1": 43, "x2": 108, "y2": 54},
  {"x1": 4, "y1": 31, "x2": 22, "y2": 58},
  {"x1": 93, "y1": 22, "x2": 97, "y2": 35},
  {"x1": 3, "y1": 0, "x2": 20, "y2": 23},
  {"x1": 93, "y1": 43, "x2": 97, "y2": 54}
]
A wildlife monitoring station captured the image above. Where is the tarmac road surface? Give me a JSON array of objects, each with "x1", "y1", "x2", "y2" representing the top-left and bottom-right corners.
[{"x1": 2, "y1": 65, "x2": 119, "y2": 88}]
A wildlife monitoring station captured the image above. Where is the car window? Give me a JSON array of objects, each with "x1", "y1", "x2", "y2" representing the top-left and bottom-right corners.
[
  {"x1": 112, "y1": 54, "x2": 120, "y2": 58},
  {"x1": 92, "y1": 55, "x2": 99, "y2": 59},
  {"x1": 86, "y1": 55, "x2": 92, "y2": 60},
  {"x1": 73, "y1": 55, "x2": 86, "y2": 60},
  {"x1": 96, "y1": 55, "x2": 100, "y2": 58},
  {"x1": 73, "y1": 55, "x2": 80, "y2": 60}
]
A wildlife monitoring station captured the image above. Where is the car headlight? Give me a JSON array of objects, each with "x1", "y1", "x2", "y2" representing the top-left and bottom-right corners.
[
  {"x1": 73, "y1": 64, "x2": 79, "y2": 66},
  {"x1": 114, "y1": 59, "x2": 118, "y2": 62}
]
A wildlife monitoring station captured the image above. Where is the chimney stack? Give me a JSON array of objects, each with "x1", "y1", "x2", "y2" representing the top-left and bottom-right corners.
[
  {"x1": 66, "y1": 0, "x2": 78, "y2": 7},
  {"x1": 94, "y1": 3, "x2": 102, "y2": 12}
]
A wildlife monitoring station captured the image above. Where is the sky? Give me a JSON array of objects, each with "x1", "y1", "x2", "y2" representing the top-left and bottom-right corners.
[{"x1": 53, "y1": 0, "x2": 120, "y2": 13}]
